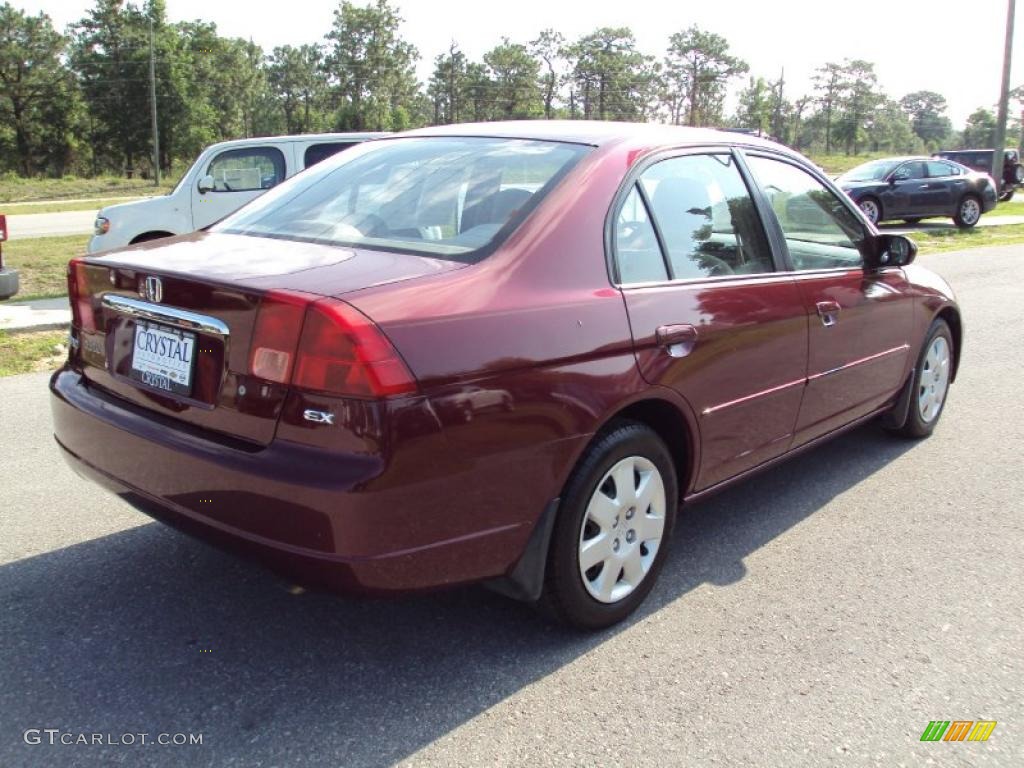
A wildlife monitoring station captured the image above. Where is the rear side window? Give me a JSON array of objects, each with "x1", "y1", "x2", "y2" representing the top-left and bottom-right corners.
[
  {"x1": 926, "y1": 161, "x2": 957, "y2": 178},
  {"x1": 214, "y1": 137, "x2": 588, "y2": 262},
  {"x1": 635, "y1": 153, "x2": 774, "y2": 280},
  {"x1": 206, "y1": 147, "x2": 286, "y2": 192},
  {"x1": 304, "y1": 142, "x2": 357, "y2": 168},
  {"x1": 614, "y1": 186, "x2": 668, "y2": 284}
]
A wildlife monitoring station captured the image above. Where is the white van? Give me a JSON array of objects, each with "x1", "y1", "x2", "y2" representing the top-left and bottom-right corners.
[{"x1": 87, "y1": 132, "x2": 382, "y2": 253}]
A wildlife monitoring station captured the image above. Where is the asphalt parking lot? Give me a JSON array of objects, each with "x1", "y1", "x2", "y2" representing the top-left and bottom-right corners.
[{"x1": 1, "y1": 245, "x2": 1022, "y2": 767}]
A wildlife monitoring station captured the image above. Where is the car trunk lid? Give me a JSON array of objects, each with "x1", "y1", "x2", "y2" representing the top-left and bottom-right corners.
[{"x1": 70, "y1": 232, "x2": 462, "y2": 445}]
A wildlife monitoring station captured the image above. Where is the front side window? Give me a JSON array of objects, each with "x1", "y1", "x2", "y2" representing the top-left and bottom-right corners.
[
  {"x1": 746, "y1": 155, "x2": 865, "y2": 271},
  {"x1": 637, "y1": 153, "x2": 774, "y2": 279},
  {"x1": 892, "y1": 161, "x2": 926, "y2": 181},
  {"x1": 215, "y1": 137, "x2": 587, "y2": 262},
  {"x1": 206, "y1": 148, "x2": 286, "y2": 192}
]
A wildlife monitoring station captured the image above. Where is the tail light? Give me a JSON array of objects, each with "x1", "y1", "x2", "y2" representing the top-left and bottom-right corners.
[
  {"x1": 249, "y1": 291, "x2": 416, "y2": 398},
  {"x1": 68, "y1": 258, "x2": 97, "y2": 332}
]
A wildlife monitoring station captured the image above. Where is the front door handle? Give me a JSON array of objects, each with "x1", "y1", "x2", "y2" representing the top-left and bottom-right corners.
[
  {"x1": 656, "y1": 324, "x2": 698, "y2": 357},
  {"x1": 816, "y1": 301, "x2": 841, "y2": 328}
]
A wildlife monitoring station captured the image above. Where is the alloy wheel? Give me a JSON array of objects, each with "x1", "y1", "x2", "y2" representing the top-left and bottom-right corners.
[
  {"x1": 578, "y1": 455, "x2": 666, "y2": 604},
  {"x1": 959, "y1": 198, "x2": 981, "y2": 226},
  {"x1": 859, "y1": 199, "x2": 880, "y2": 224},
  {"x1": 918, "y1": 336, "x2": 951, "y2": 423}
]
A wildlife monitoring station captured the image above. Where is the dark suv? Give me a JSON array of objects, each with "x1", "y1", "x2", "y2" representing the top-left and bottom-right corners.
[{"x1": 933, "y1": 149, "x2": 1024, "y2": 201}]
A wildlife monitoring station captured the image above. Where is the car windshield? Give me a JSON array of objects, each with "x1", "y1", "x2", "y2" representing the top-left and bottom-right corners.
[
  {"x1": 839, "y1": 159, "x2": 902, "y2": 182},
  {"x1": 213, "y1": 137, "x2": 589, "y2": 262}
]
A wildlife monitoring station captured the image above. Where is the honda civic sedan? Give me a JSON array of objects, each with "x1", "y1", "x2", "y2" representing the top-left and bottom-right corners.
[
  {"x1": 837, "y1": 156, "x2": 997, "y2": 227},
  {"x1": 51, "y1": 122, "x2": 961, "y2": 629}
]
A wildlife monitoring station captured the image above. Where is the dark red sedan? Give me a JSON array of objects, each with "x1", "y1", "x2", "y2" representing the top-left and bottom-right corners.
[{"x1": 51, "y1": 122, "x2": 961, "y2": 629}]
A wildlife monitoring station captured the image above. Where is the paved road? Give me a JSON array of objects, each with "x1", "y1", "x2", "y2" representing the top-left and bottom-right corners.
[
  {"x1": 5, "y1": 210, "x2": 97, "y2": 240},
  {"x1": 1, "y1": 245, "x2": 1022, "y2": 767}
]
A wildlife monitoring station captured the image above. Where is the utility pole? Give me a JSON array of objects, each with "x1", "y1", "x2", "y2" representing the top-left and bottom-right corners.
[
  {"x1": 992, "y1": 0, "x2": 1015, "y2": 190},
  {"x1": 149, "y1": 17, "x2": 161, "y2": 187}
]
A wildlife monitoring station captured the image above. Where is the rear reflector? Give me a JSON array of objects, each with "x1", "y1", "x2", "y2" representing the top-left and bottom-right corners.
[
  {"x1": 249, "y1": 292, "x2": 416, "y2": 399},
  {"x1": 68, "y1": 258, "x2": 96, "y2": 332}
]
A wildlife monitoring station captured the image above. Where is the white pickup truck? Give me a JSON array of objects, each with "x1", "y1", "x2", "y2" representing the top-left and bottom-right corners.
[{"x1": 88, "y1": 132, "x2": 382, "y2": 253}]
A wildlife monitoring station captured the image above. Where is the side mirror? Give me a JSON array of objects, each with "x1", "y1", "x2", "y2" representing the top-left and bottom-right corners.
[
  {"x1": 869, "y1": 234, "x2": 917, "y2": 268},
  {"x1": 197, "y1": 174, "x2": 215, "y2": 194}
]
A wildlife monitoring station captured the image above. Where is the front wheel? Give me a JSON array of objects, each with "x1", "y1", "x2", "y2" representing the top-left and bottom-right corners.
[
  {"x1": 858, "y1": 197, "x2": 881, "y2": 224},
  {"x1": 540, "y1": 422, "x2": 678, "y2": 629},
  {"x1": 953, "y1": 195, "x2": 982, "y2": 228},
  {"x1": 887, "y1": 319, "x2": 954, "y2": 438}
]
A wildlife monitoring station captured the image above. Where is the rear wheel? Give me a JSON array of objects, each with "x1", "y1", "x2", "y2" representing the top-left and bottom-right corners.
[
  {"x1": 858, "y1": 197, "x2": 881, "y2": 224},
  {"x1": 887, "y1": 319, "x2": 954, "y2": 439},
  {"x1": 953, "y1": 195, "x2": 981, "y2": 228},
  {"x1": 998, "y1": 188, "x2": 1015, "y2": 203},
  {"x1": 540, "y1": 422, "x2": 678, "y2": 629}
]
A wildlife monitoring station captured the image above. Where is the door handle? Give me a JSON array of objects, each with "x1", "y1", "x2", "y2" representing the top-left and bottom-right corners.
[
  {"x1": 816, "y1": 301, "x2": 841, "y2": 328},
  {"x1": 656, "y1": 324, "x2": 698, "y2": 357},
  {"x1": 918, "y1": 184, "x2": 930, "y2": 189}
]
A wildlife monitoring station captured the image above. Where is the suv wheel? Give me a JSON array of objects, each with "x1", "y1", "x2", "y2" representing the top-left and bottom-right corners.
[
  {"x1": 953, "y1": 195, "x2": 981, "y2": 228},
  {"x1": 540, "y1": 422, "x2": 678, "y2": 629}
]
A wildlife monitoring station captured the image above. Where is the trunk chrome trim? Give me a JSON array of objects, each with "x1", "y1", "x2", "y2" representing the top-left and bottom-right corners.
[{"x1": 101, "y1": 294, "x2": 230, "y2": 337}]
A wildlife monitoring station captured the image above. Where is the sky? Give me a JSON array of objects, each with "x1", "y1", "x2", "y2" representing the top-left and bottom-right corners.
[{"x1": 17, "y1": 0, "x2": 1024, "y2": 126}]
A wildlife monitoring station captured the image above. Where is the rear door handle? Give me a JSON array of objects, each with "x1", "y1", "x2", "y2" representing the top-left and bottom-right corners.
[
  {"x1": 656, "y1": 324, "x2": 698, "y2": 357},
  {"x1": 816, "y1": 301, "x2": 841, "y2": 328}
]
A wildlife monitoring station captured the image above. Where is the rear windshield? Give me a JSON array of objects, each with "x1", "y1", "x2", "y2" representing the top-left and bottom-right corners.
[{"x1": 214, "y1": 137, "x2": 589, "y2": 262}]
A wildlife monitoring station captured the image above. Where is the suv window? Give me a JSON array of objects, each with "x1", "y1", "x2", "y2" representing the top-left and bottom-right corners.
[
  {"x1": 746, "y1": 155, "x2": 865, "y2": 271},
  {"x1": 304, "y1": 142, "x2": 357, "y2": 168},
  {"x1": 637, "y1": 153, "x2": 774, "y2": 279},
  {"x1": 614, "y1": 185, "x2": 668, "y2": 284},
  {"x1": 206, "y1": 147, "x2": 286, "y2": 192}
]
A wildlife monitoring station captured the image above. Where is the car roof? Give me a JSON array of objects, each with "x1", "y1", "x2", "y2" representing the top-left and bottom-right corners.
[
  {"x1": 205, "y1": 132, "x2": 385, "y2": 152},
  {"x1": 397, "y1": 120, "x2": 799, "y2": 155}
]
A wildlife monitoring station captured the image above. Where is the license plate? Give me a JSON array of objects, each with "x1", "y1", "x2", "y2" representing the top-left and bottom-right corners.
[{"x1": 130, "y1": 321, "x2": 196, "y2": 396}]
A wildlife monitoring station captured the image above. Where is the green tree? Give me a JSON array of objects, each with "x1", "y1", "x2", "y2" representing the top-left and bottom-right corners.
[
  {"x1": 866, "y1": 99, "x2": 919, "y2": 153},
  {"x1": 833, "y1": 59, "x2": 881, "y2": 154},
  {"x1": 483, "y1": 39, "x2": 541, "y2": 119},
  {"x1": 899, "y1": 90, "x2": 952, "y2": 147},
  {"x1": 69, "y1": 0, "x2": 153, "y2": 175},
  {"x1": 962, "y1": 107, "x2": 997, "y2": 148},
  {"x1": 530, "y1": 28, "x2": 564, "y2": 119},
  {"x1": 268, "y1": 45, "x2": 328, "y2": 134},
  {"x1": 427, "y1": 43, "x2": 467, "y2": 124},
  {"x1": 812, "y1": 62, "x2": 843, "y2": 154},
  {"x1": 565, "y1": 27, "x2": 656, "y2": 121},
  {"x1": 0, "y1": 3, "x2": 80, "y2": 175},
  {"x1": 325, "y1": 0, "x2": 419, "y2": 131},
  {"x1": 734, "y1": 76, "x2": 772, "y2": 133},
  {"x1": 662, "y1": 26, "x2": 747, "y2": 126}
]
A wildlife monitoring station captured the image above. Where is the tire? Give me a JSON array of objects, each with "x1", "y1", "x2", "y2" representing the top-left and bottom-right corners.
[
  {"x1": 886, "y1": 319, "x2": 954, "y2": 439},
  {"x1": 998, "y1": 188, "x2": 1015, "y2": 203},
  {"x1": 1013, "y1": 164, "x2": 1024, "y2": 184},
  {"x1": 540, "y1": 421, "x2": 678, "y2": 629},
  {"x1": 903, "y1": 217, "x2": 923, "y2": 225},
  {"x1": 858, "y1": 196, "x2": 881, "y2": 224},
  {"x1": 953, "y1": 195, "x2": 982, "y2": 228}
]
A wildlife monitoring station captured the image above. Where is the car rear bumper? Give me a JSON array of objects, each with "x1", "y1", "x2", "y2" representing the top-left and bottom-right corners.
[{"x1": 49, "y1": 366, "x2": 537, "y2": 594}]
